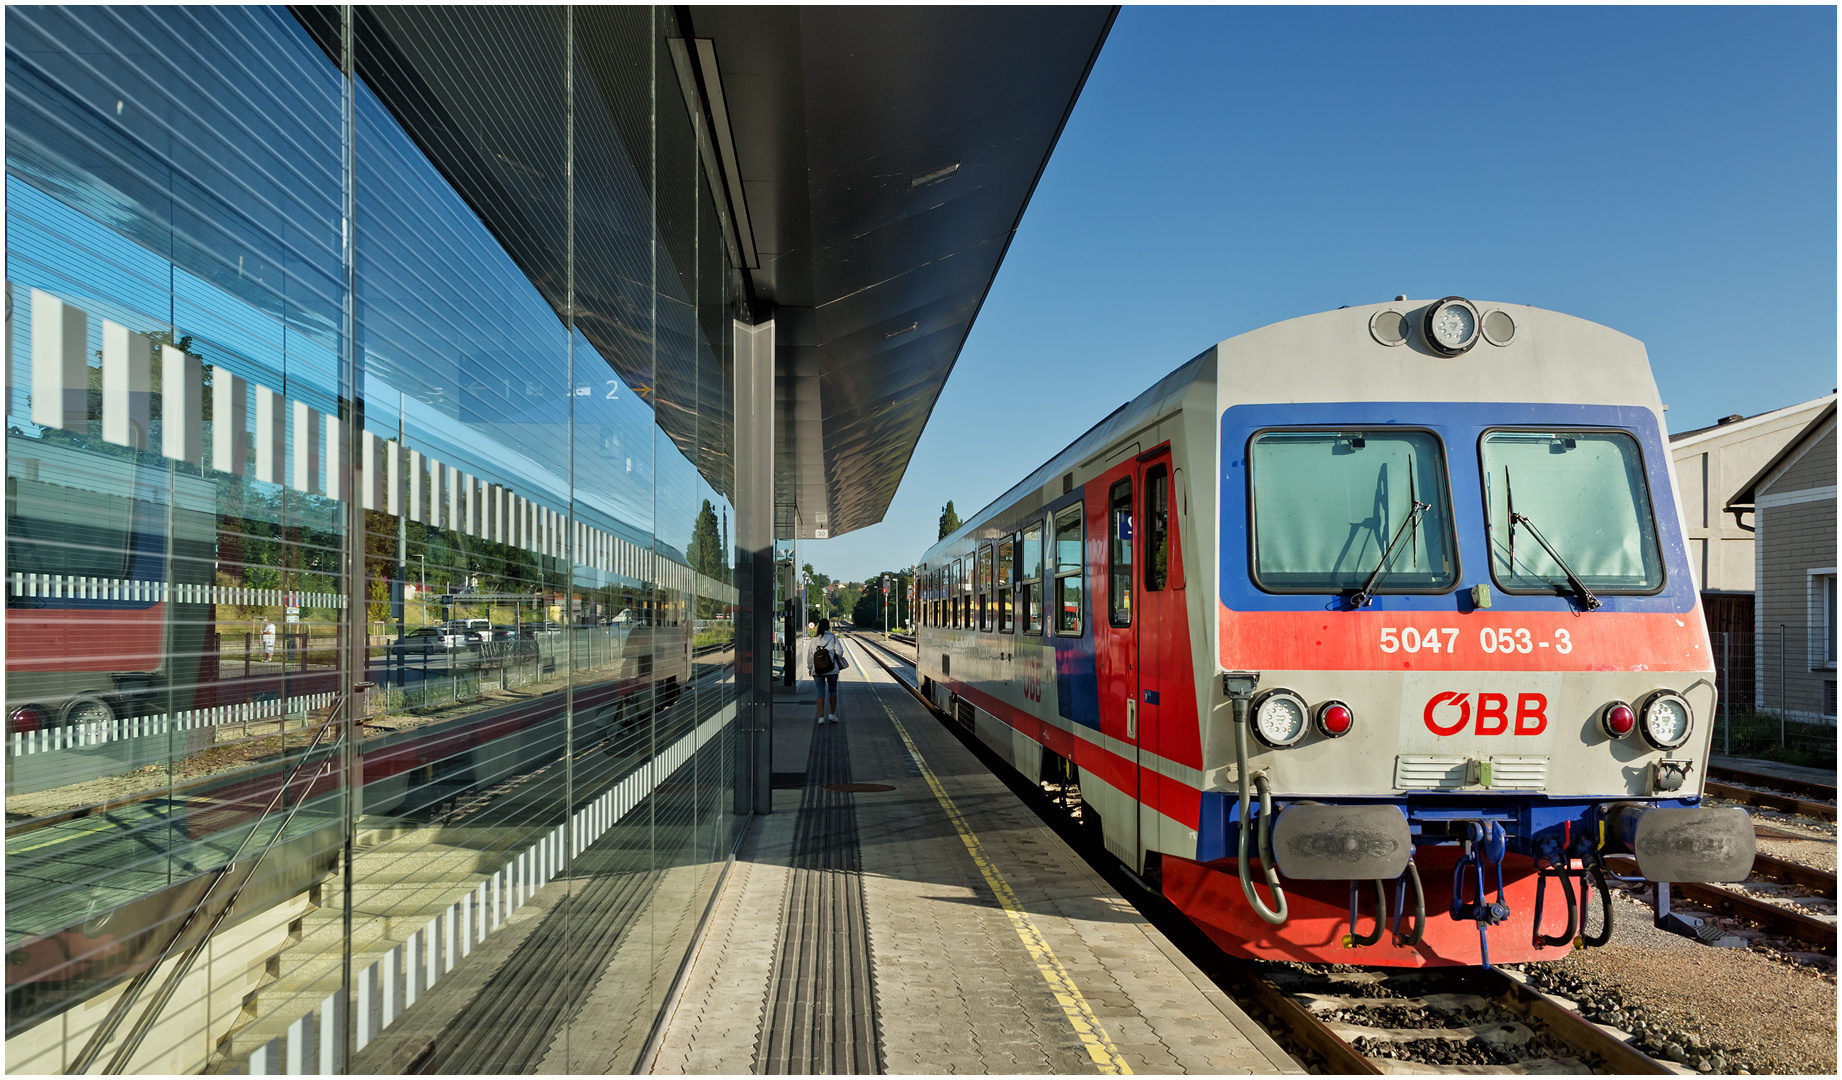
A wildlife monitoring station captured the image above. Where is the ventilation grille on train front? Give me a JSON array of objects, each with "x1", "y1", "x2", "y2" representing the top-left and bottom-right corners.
[
  {"x1": 1487, "y1": 756, "x2": 1550, "y2": 790},
  {"x1": 1394, "y1": 755, "x2": 1467, "y2": 790},
  {"x1": 1394, "y1": 755, "x2": 1549, "y2": 790}
]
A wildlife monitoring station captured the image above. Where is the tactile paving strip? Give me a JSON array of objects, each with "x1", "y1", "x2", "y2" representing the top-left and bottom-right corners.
[{"x1": 755, "y1": 722, "x2": 882, "y2": 1074}]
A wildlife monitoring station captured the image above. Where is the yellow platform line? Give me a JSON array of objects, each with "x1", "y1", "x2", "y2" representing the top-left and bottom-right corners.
[{"x1": 861, "y1": 664, "x2": 1132, "y2": 1075}]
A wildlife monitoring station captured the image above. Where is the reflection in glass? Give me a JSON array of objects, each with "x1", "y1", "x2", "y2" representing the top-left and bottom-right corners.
[
  {"x1": 1481, "y1": 431, "x2": 1663, "y2": 593},
  {"x1": 1250, "y1": 430, "x2": 1456, "y2": 593},
  {"x1": 5, "y1": 5, "x2": 743, "y2": 1074}
]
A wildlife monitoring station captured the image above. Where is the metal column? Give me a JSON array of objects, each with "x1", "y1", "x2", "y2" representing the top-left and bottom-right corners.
[{"x1": 735, "y1": 316, "x2": 776, "y2": 815}]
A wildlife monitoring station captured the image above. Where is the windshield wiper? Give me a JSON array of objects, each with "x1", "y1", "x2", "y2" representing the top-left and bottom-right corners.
[
  {"x1": 1350, "y1": 498, "x2": 1430, "y2": 609},
  {"x1": 1506, "y1": 467, "x2": 1601, "y2": 611}
]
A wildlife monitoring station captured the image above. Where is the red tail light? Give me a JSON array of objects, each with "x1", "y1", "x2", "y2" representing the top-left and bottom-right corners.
[
  {"x1": 1315, "y1": 701, "x2": 1354, "y2": 739},
  {"x1": 1600, "y1": 702, "x2": 1636, "y2": 739},
  {"x1": 10, "y1": 706, "x2": 48, "y2": 733}
]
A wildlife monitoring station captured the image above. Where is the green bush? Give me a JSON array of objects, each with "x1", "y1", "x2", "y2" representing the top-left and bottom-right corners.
[{"x1": 1712, "y1": 710, "x2": 1836, "y2": 769}]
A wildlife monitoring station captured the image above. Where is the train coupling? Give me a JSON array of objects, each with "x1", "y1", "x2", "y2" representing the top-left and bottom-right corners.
[
  {"x1": 1603, "y1": 803, "x2": 1756, "y2": 883},
  {"x1": 1451, "y1": 821, "x2": 1511, "y2": 969}
]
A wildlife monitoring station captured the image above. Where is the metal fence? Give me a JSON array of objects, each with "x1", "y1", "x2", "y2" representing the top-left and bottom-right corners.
[{"x1": 1709, "y1": 625, "x2": 1837, "y2": 758}]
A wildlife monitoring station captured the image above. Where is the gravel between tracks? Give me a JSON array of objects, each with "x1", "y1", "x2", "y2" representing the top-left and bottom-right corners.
[{"x1": 1517, "y1": 889, "x2": 1837, "y2": 1075}]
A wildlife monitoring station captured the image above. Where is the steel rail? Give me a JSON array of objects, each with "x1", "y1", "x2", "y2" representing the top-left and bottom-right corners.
[
  {"x1": 1479, "y1": 968, "x2": 1669, "y2": 1074},
  {"x1": 1707, "y1": 765, "x2": 1835, "y2": 802},
  {"x1": 1751, "y1": 852, "x2": 1838, "y2": 899},
  {"x1": 1704, "y1": 781, "x2": 1836, "y2": 822},
  {"x1": 1605, "y1": 855, "x2": 1836, "y2": 952}
]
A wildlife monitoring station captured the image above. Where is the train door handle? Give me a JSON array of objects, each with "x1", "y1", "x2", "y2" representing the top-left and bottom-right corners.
[{"x1": 1127, "y1": 698, "x2": 1137, "y2": 740}]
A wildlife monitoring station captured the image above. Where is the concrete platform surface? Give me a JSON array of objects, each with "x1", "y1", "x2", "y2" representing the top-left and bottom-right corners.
[{"x1": 649, "y1": 639, "x2": 1300, "y2": 1075}]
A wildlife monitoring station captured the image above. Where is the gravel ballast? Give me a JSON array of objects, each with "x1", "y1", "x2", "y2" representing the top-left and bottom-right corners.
[{"x1": 1518, "y1": 888, "x2": 1837, "y2": 1075}]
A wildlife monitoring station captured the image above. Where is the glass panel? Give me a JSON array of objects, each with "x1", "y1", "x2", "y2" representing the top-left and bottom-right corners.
[
  {"x1": 974, "y1": 546, "x2": 988, "y2": 631},
  {"x1": 5, "y1": 6, "x2": 745, "y2": 1074},
  {"x1": 1146, "y1": 465, "x2": 1169, "y2": 592},
  {"x1": 1251, "y1": 430, "x2": 1456, "y2": 592},
  {"x1": 997, "y1": 536, "x2": 1015, "y2": 633},
  {"x1": 1481, "y1": 431, "x2": 1662, "y2": 593},
  {"x1": 1054, "y1": 505, "x2": 1083, "y2": 635},
  {"x1": 1021, "y1": 523, "x2": 1044, "y2": 635},
  {"x1": 4, "y1": 7, "x2": 349, "y2": 1060},
  {"x1": 1108, "y1": 480, "x2": 1133, "y2": 626}
]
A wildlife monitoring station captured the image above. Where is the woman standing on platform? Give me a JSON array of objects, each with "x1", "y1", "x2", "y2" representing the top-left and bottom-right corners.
[{"x1": 810, "y1": 618, "x2": 848, "y2": 723}]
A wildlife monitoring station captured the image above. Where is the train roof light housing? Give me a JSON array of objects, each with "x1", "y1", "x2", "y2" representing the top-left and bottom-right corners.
[
  {"x1": 1599, "y1": 701, "x2": 1636, "y2": 740},
  {"x1": 1637, "y1": 691, "x2": 1693, "y2": 751},
  {"x1": 1315, "y1": 700, "x2": 1354, "y2": 739},
  {"x1": 1251, "y1": 689, "x2": 1309, "y2": 748},
  {"x1": 1424, "y1": 296, "x2": 1482, "y2": 355}
]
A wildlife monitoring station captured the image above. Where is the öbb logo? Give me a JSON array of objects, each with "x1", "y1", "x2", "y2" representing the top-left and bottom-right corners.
[{"x1": 1423, "y1": 692, "x2": 1547, "y2": 736}]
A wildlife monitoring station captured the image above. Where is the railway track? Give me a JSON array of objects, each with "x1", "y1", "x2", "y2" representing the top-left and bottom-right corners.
[
  {"x1": 1707, "y1": 764, "x2": 1836, "y2": 803},
  {"x1": 1602, "y1": 852, "x2": 1837, "y2": 955},
  {"x1": 1217, "y1": 963, "x2": 1670, "y2": 1075},
  {"x1": 842, "y1": 632, "x2": 1674, "y2": 1075},
  {"x1": 1703, "y1": 764, "x2": 1837, "y2": 822}
]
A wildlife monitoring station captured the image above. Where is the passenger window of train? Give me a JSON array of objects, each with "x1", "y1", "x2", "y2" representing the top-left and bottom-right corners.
[
  {"x1": 1108, "y1": 480, "x2": 1133, "y2": 626},
  {"x1": 1145, "y1": 465, "x2": 1170, "y2": 592},
  {"x1": 977, "y1": 545, "x2": 994, "y2": 631},
  {"x1": 6, "y1": 473, "x2": 141, "y2": 580},
  {"x1": 1480, "y1": 431, "x2": 1664, "y2": 594},
  {"x1": 1250, "y1": 430, "x2": 1457, "y2": 593},
  {"x1": 1021, "y1": 522, "x2": 1044, "y2": 635},
  {"x1": 1054, "y1": 505, "x2": 1083, "y2": 635},
  {"x1": 998, "y1": 536, "x2": 1016, "y2": 633},
  {"x1": 954, "y1": 558, "x2": 965, "y2": 628}
]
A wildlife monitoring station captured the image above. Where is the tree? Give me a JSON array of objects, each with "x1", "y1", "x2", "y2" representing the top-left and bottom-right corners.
[
  {"x1": 851, "y1": 567, "x2": 913, "y2": 628},
  {"x1": 938, "y1": 500, "x2": 962, "y2": 540},
  {"x1": 685, "y1": 499, "x2": 727, "y2": 584}
]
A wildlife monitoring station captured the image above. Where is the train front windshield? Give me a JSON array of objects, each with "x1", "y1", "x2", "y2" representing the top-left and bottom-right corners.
[
  {"x1": 1481, "y1": 431, "x2": 1665, "y2": 594},
  {"x1": 1250, "y1": 430, "x2": 1457, "y2": 593}
]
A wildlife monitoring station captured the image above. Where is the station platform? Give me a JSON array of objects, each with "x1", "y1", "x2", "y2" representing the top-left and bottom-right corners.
[{"x1": 648, "y1": 639, "x2": 1300, "y2": 1075}]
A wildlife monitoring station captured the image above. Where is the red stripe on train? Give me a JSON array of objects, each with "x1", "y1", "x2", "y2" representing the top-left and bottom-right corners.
[
  {"x1": 937, "y1": 677, "x2": 1201, "y2": 829},
  {"x1": 1218, "y1": 607, "x2": 1710, "y2": 672}
]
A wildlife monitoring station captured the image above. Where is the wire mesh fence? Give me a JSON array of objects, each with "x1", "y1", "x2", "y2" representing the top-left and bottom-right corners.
[{"x1": 1709, "y1": 626, "x2": 1837, "y2": 763}]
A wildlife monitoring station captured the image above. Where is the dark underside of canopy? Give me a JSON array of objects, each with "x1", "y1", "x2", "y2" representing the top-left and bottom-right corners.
[{"x1": 292, "y1": 5, "x2": 1114, "y2": 538}]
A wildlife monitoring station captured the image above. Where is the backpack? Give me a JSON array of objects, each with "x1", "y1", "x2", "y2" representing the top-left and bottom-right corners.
[{"x1": 813, "y1": 641, "x2": 836, "y2": 675}]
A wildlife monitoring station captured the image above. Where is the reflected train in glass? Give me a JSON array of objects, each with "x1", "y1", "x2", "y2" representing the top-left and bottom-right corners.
[{"x1": 915, "y1": 298, "x2": 1754, "y2": 967}]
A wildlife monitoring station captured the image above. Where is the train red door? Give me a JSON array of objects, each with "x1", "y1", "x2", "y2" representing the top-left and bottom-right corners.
[
  {"x1": 1092, "y1": 448, "x2": 1184, "y2": 867},
  {"x1": 1135, "y1": 451, "x2": 1185, "y2": 857},
  {"x1": 1092, "y1": 458, "x2": 1142, "y2": 859}
]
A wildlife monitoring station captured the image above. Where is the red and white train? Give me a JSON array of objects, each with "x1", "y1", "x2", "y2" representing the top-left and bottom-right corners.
[{"x1": 916, "y1": 297, "x2": 1754, "y2": 967}]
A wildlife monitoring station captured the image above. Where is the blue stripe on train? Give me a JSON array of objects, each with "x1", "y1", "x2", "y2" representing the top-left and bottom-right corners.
[{"x1": 1217, "y1": 401, "x2": 1696, "y2": 615}]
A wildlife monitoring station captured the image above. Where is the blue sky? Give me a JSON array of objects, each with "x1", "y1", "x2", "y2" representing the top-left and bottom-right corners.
[{"x1": 810, "y1": 4, "x2": 1837, "y2": 582}]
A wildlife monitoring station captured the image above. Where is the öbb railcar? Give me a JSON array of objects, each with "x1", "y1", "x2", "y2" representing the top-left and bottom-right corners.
[{"x1": 915, "y1": 298, "x2": 1753, "y2": 967}]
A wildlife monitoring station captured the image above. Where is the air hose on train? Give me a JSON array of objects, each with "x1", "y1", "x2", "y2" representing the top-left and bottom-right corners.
[{"x1": 1229, "y1": 683, "x2": 1288, "y2": 925}]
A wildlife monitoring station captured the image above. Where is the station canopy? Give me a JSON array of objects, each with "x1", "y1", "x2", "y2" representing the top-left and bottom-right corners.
[{"x1": 303, "y1": 5, "x2": 1114, "y2": 541}]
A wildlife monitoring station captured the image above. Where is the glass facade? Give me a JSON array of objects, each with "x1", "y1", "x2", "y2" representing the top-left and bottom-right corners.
[{"x1": 6, "y1": 7, "x2": 742, "y2": 1073}]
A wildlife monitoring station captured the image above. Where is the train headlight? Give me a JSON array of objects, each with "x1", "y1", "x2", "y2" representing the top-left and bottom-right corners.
[
  {"x1": 1315, "y1": 700, "x2": 1354, "y2": 739},
  {"x1": 1638, "y1": 691, "x2": 1693, "y2": 750},
  {"x1": 1423, "y1": 296, "x2": 1482, "y2": 355},
  {"x1": 1251, "y1": 689, "x2": 1309, "y2": 748},
  {"x1": 1599, "y1": 701, "x2": 1636, "y2": 740}
]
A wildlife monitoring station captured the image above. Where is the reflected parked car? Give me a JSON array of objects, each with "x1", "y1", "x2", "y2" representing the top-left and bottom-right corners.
[{"x1": 393, "y1": 626, "x2": 465, "y2": 655}]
